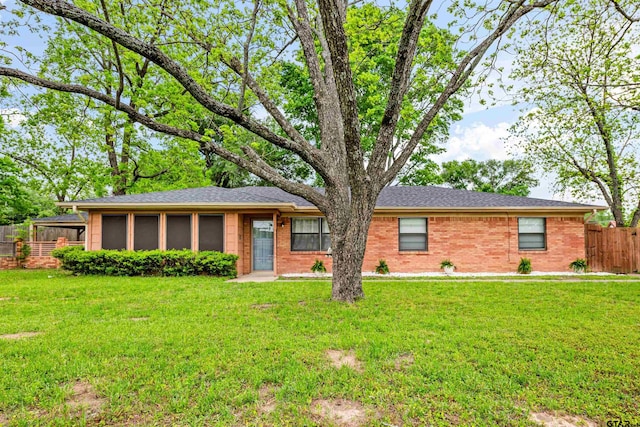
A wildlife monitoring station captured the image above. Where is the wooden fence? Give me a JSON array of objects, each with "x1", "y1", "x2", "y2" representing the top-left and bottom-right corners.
[
  {"x1": 585, "y1": 224, "x2": 639, "y2": 273},
  {"x1": 0, "y1": 225, "x2": 81, "y2": 242},
  {"x1": 0, "y1": 242, "x2": 15, "y2": 257}
]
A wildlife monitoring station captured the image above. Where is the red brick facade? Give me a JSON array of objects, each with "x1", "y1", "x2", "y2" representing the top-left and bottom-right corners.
[
  {"x1": 21, "y1": 209, "x2": 584, "y2": 274},
  {"x1": 276, "y1": 214, "x2": 585, "y2": 274}
]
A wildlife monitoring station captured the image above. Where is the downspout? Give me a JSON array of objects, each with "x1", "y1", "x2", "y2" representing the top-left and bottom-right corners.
[
  {"x1": 72, "y1": 205, "x2": 88, "y2": 250},
  {"x1": 584, "y1": 209, "x2": 597, "y2": 224},
  {"x1": 72, "y1": 205, "x2": 86, "y2": 223},
  {"x1": 506, "y1": 212, "x2": 511, "y2": 263}
]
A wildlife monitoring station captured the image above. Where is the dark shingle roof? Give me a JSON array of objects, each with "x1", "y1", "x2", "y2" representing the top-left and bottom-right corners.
[
  {"x1": 62, "y1": 185, "x2": 599, "y2": 210},
  {"x1": 32, "y1": 212, "x2": 88, "y2": 223},
  {"x1": 375, "y1": 186, "x2": 594, "y2": 208}
]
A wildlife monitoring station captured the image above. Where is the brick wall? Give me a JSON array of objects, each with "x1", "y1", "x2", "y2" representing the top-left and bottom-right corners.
[
  {"x1": 0, "y1": 237, "x2": 67, "y2": 270},
  {"x1": 0, "y1": 258, "x2": 19, "y2": 269},
  {"x1": 275, "y1": 215, "x2": 586, "y2": 274}
]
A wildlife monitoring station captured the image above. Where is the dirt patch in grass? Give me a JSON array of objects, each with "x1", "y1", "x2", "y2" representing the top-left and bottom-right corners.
[
  {"x1": 0, "y1": 297, "x2": 13, "y2": 301},
  {"x1": 257, "y1": 384, "x2": 277, "y2": 414},
  {"x1": 67, "y1": 381, "x2": 105, "y2": 418},
  {"x1": 530, "y1": 412, "x2": 597, "y2": 427},
  {"x1": 394, "y1": 353, "x2": 414, "y2": 370},
  {"x1": 251, "y1": 303, "x2": 275, "y2": 310},
  {"x1": 129, "y1": 317, "x2": 149, "y2": 321},
  {"x1": 311, "y1": 399, "x2": 366, "y2": 427},
  {"x1": 0, "y1": 411, "x2": 8, "y2": 424},
  {"x1": 326, "y1": 350, "x2": 363, "y2": 373},
  {"x1": 0, "y1": 331, "x2": 42, "y2": 340}
]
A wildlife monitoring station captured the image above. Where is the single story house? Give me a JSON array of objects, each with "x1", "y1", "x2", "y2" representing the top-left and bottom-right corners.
[{"x1": 58, "y1": 186, "x2": 603, "y2": 275}]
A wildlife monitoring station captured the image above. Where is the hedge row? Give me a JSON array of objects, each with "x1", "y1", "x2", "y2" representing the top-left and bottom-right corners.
[{"x1": 51, "y1": 246, "x2": 238, "y2": 277}]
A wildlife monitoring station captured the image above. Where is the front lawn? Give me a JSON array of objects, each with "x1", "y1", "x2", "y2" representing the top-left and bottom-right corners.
[{"x1": 0, "y1": 270, "x2": 638, "y2": 426}]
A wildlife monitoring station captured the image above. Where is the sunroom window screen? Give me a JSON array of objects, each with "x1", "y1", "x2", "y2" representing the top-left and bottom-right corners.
[
  {"x1": 399, "y1": 218, "x2": 427, "y2": 251},
  {"x1": 134, "y1": 215, "x2": 159, "y2": 250},
  {"x1": 518, "y1": 217, "x2": 546, "y2": 250},
  {"x1": 199, "y1": 215, "x2": 223, "y2": 251},
  {"x1": 291, "y1": 218, "x2": 330, "y2": 251},
  {"x1": 102, "y1": 215, "x2": 127, "y2": 250},
  {"x1": 166, "y1": 215, "x2": 191, "y2": 250}
]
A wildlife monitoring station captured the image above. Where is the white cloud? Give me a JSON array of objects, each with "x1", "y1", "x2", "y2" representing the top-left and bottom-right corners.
[
  {"x1": 436, "y1": 121, "x2": 511, "y2": 163},
  {"x1": 0, "y1": 108, "x2": 26, "y2": 127}
]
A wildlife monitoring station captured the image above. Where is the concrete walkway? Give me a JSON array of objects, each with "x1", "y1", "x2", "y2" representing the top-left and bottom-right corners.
[{"x1": 227, "y1": 272, "x2": 279, "y2": 283}]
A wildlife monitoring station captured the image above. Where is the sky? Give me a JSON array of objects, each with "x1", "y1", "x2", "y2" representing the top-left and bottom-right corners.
[{"x1": 0, "y1": 0, "x2": 580, "y2": 203}]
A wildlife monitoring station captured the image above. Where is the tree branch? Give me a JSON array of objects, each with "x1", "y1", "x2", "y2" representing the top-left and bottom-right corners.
[
  {"x1": 609, "y1": 0, "x2": 639, "y2": 22},
  {"x1": 98, "y1": 0, "x2": 125, "y2": 109},
  {"x1": 384, "y1": 0, "x2": 556, "y2": 184},
  {"x1": 17, "y1": 0, "x2": 317, "y2": 171},
  {"x1": 368, "y1": 0, "x2": 433, "y2": 179},
  {"x1": 288, "y1": 0, "x2": 345, "y2": 163},
  {"x1": 237, "y1": 0, "x2": 261, "y2": 115},
  {"x1": 0, "y1": 66, "x2": 329, "y2": 210},
  {"x1": 316, "y1": 0, "x2": 365, "y2": 182}
]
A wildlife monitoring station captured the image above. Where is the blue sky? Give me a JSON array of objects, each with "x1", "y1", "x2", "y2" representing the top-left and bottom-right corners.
[{"x1": 0, "y1": 0, "x2": 567, "y2": 201}]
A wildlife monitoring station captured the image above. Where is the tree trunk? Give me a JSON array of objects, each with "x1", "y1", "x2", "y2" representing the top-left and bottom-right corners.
[
  {"x1": 325, "y1": 187, "x2": 377, "y2": 302},
  {"x1": 330, "y1": 219, "x2": 369, "y2": 302}
]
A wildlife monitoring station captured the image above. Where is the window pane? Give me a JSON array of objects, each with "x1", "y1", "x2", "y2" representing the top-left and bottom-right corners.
[
  {"x1": 519, "y1": 217, "x2": 544, "y2": 233},
  {"x1": 199, "y1": 215, "x2": 223, "y2": 252},
  {"x1": 292, "y1": 234, "x2": 320, "y2": 251},
  {"x1": 167, "y1": 215, "x2": 191, "y2": 250},
  {"x1": 399, "y1": 218, "x2": 427, "y2": 233},
  {"x1": 292, "y1": 218, "x2": 319, "y2": 233},
  {"x1": 134, "y1": 215, "x2": 159, "y2": 250},
  {"x1": 321, "y1": 233, "x2": 331, "y2": 251},
  {"x1": 102, "y1": 215, "x2": 127, "y2": 250},
  {"x1": 399, "y1": 234, "x2": 427, "y2": 251},
  {"x1": 519, "y1": 234, "x2": 545, "y2": 250},
  {"x1": 321, "y1": 219, "x2": 330, "y2": 233}
]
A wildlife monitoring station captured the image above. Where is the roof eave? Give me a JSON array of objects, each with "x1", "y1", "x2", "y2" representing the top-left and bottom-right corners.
[
  {"x1": 372, "y1": 205, "x2": 606, "y2": 213},
  {"x1": 56, "y1": 201, "x2": 298, "y2": 212},
  {"x1": 57, "y1": 202, "x2": 606, "y2": 214}
]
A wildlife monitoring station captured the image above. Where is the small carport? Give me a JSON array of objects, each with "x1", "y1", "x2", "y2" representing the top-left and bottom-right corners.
[{"x1": 30, "y1": 212, "x2": 88, "y2": 242}]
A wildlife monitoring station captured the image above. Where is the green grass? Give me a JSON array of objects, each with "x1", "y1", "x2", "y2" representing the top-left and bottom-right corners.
[{"x1": 0, "y1": 270, "x2": 639, "y2": 426}]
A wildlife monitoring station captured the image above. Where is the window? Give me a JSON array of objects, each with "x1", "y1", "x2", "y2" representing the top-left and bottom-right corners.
[
  {"x1": 166, "y1": 215, "x2": 192, "y2": 250},
  {"x1": 102, "y1": 215, "x2": 127, "y2": 250},
  {"x1": 134, "y1": 215, "x2": 159, "y2": 250},
  {"x1": 291, "y1": 218, "x2": 330, "y2": 251},
  {"x1": 518, "y1": 217, "x2": 546, "y2": 250},
  {"x1": 199, "y1": 215, "x2": 224, "y2": 251},
  {"x1": 399, "y1": 218, "x2": 427, "y2": 251}
]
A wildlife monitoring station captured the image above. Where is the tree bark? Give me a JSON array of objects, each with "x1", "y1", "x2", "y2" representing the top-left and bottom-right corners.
[{"x1": 324, "y1": 184, "x2": 378, "y2": 302}]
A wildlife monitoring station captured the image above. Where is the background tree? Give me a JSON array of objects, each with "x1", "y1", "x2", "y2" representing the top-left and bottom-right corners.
[
  {"x1": 401, "y1": 159, "x2": 539, "y2": 196},
  {"x1": 1, "y1": 0, "x2": 556, "y2": 301},
  {"x1": 509, "y1": 0, "x2": 640, "y2": 226},
  {"x1": 0, "y1": 156, "x2": 55, "y2": 225}
]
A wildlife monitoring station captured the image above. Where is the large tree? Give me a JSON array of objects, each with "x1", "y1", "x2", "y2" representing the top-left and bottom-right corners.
[
  {"x1": 0, "y1": 0, "x2": 555, "y2": 301},
  {"x1": 509, "y1": 0, "x2": 640, "y2": 226}
]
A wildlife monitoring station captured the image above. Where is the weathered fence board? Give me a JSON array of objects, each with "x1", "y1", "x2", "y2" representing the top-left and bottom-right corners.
[
  {"x1": 0, "y1": 242, "x2": 15, "y2": 257},
  {"x1": 0, "y1": 225, "x2": 80, "y2": 241},
  {"x1": 585, "y1": 224, "x2": 639, "y2": 273}
]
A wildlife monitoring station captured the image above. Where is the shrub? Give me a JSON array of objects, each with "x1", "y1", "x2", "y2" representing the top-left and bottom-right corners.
[
  {"x1": 440, "y1": 259, "x2": 454, "y2": 269},
  {"x1": 375, "y1": 259, "x2": 390, "y2": 274},
  {"x1": 517, "y1": 257, "x2": 532, "y2": 274},
  {"x1": 569, "y1": 258, "x2": 588, "y2": 273},
  {"x1": 311, "y1": 259, "x2": 327, "y2": 273},
  {"x1": 52, "y1": 247, "x2": 238, "y2": 277}
]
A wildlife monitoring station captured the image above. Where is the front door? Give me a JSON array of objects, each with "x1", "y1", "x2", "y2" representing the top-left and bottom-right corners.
[{"x1": 252, "y1": 219, "x2": 274, "y2": 271}]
